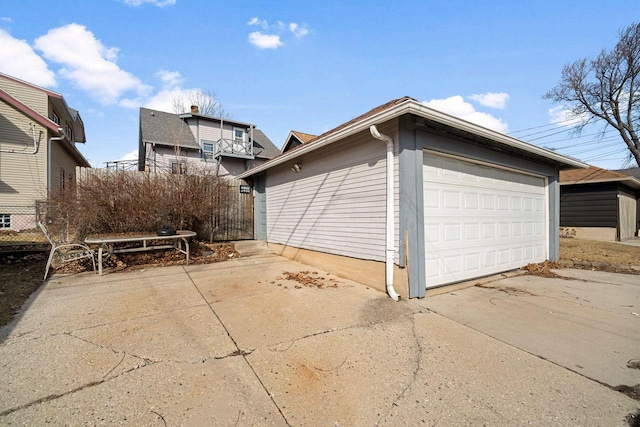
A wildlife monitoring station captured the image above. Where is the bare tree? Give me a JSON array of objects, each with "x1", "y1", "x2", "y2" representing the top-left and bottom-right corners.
[
  {"x1": 544, "y1": 22, "x2": 640, "y2": 166},
  {"x1": 173, "y1": 89, "x2": 230, "y2": 118}
]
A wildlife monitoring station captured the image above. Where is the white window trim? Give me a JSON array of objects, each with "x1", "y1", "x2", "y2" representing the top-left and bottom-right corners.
[
  {"x1": 170, "y1": 159, "x2": 187, "y2": 174},
  {"x1": 202, "y1": 141, "x2": 214, "y2": 160},
  {"x1": 233, "y1": 127, "x2": 247, "y2": 153},
  {"x1": 0, "y1": 213, "x2": 10, "y2": 229}
]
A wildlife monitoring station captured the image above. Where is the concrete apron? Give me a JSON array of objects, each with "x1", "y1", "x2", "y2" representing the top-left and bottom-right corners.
[{"x1": 0, "y1": 256, "x2": 637, "y2": 426}]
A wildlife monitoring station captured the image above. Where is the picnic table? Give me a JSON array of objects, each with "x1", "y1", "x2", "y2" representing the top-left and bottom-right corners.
[{"x1": 85, "y1": 230, "x2": 197, "y2": 275}]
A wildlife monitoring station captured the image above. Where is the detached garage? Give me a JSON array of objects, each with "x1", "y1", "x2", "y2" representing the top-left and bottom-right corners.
[{"x1": 239, "y1": 97, "x2": 586, "y2": 299}]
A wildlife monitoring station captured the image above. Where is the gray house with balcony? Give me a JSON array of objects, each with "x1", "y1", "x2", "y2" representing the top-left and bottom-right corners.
[{"x1": 138, "y1": 106, "x2": 279, "y2": 176}]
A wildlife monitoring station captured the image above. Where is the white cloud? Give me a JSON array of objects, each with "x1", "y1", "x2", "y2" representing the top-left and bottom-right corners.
[
  {"x1": 547, "y1": 105, "x2": 589, "y2": 126},
  {"x1": 143, "y1": 86, "x2": 192, "y2": 112},
  {"x1": 34, "y1": 24, "x2": 151, "y2": 104},
  {"x1": 248, "y1": 31, "x2": 282, "y2": 49},
  {"x1": 118, "y1": 149, "x2": 139, "y2": 161},
  {"x1": 246, "y1": 17, "x2": 309, "y2": 49},
  {"x1": 469, "y1": 92, "x2": 509, "y2": 109},
  {"x1": 0, "y1": 29, "x2": 56, "y2": 87},
  {"x1": 423, "y1": 95, "x2": 509, "y2": 133},
  {"x1": 123, "y1": 0, "x2": 176, "y2": 7},
  {"x1": 247, "y1": 17, "x2": 268, "y2": 29},
  {"x1": 289, "y1": 22, "x2": 309, "y2": 38},
  {"x1": 1, "y1": 17, "x2": 13, "y2": 23},
  {"x1": 141, "y1": 70, "x2": 196, "y2": 113},
  {"x1": 156, "y1": 69, "x2": 182, "y2": 88}
]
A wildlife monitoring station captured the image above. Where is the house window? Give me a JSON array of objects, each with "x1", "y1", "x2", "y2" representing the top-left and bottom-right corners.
[
  {"x1": 0, "y1": 214, "x2": 10, "y2": 229},
  {"x1": 170, "y1": 160, "x2": 186, "y2": 174},
  {"x1": 202, "y1": 141, "x2": 214, "y2": 160},
  {"x1": 233, "y1": 127, "x2": 246, "y2": 154},
  {"x1": 65, "y1": 124, "x2": 73, "y2": 140},
  {"x1": 51, "y1": 112, "x2": 60, "y2": 125}
]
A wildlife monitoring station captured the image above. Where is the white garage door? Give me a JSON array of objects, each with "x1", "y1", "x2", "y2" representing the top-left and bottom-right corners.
[{"x1": 423, "y1": 152, "x2": 547, "y2": 288}]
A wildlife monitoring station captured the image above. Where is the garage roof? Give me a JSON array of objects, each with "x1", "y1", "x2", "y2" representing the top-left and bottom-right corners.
[
  {"x1": 561, "y1": 166, "x2": 640, "y2": 190},
  {"x1": 238, "y1": 96, "x2": 588, "y2": 179}
]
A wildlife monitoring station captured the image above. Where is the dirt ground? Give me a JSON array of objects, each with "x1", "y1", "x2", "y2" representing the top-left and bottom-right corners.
[{"x1": 1, "y1": 238, "x2": 639, "y2": 329}]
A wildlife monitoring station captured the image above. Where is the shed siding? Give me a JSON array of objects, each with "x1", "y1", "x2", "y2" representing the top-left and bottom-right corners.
[
  {"x1": 266, "y1": 125, "x2": 397, "y2": 262},
  {"x1": 560, "y1": 183, "x2": 618, "y2": 227}
]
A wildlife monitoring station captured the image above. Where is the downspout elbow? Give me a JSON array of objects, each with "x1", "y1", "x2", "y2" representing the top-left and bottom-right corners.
[{"x1": 369, "y1": 125, "x2": 400, "y2": 301}]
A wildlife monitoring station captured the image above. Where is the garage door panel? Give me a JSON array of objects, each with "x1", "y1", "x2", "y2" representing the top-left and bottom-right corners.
[{"x1": 424, "y1": 153, "x2": 547, "y2": 288}]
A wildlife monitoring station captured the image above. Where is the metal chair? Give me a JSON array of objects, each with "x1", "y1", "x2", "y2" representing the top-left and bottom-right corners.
[{"x1": 38, "y1": 221, "x2": 96, "y2": 280}]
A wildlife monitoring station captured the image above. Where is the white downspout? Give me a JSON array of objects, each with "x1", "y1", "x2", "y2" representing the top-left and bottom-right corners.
[
  {"x1": 47, "y1": 128, "x2": 66, "y2": 197},
  {"x1": 370, "y1": 125, "x2": 400, "y2": 301}
]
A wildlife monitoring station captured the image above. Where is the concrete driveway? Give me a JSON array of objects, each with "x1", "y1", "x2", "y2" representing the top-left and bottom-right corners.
[{"x1": 1, "y1": 255, "x2": 638, "y2": 426}]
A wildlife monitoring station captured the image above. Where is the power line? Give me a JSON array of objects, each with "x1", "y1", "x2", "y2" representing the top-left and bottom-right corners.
[{"x1": 509, "y1": 119, "x2": 577, "y2": 136}]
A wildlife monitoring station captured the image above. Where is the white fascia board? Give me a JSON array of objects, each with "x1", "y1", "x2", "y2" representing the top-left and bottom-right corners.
[
  {"x1": 408, "y1": 101, "x2": 588, "y2": 169},
  {"x1": 238, "y1": 99, "x2": 588, "y2": 178}
]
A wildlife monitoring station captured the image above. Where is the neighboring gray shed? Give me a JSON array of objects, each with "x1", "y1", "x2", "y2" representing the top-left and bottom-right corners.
[
  {"x1": 560, "y1": 166, "x2": 640, "y2": 241},
  {"x1": 239, "y1": 97, "x2": 587, "y2": 299}
]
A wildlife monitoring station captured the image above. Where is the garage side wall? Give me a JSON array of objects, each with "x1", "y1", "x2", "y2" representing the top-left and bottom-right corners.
[{"x1": 265, "y1": 121, "x2": 399, "y2": 263}]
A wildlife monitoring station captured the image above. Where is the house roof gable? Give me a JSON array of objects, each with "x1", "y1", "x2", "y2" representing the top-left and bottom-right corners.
[
  {"x1": 0, "y1": 72, "x2": 86, "y2": 143},
  {"x1": 0, "y1": 88, "x2": 61, "y2": 134},
  {"x1": 282, "y1": 130, "x2": 317, "y2": 152},
  {"x1": 140, "y1": 107, "x2": 200, "y2": 150}
]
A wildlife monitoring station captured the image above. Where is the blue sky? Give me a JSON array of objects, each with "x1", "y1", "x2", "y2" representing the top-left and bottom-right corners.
[{"x1": 1, "y1": 0, "x2": 638, "y2": 168}]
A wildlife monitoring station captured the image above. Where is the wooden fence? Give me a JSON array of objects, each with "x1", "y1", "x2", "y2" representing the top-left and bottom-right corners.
[{"x1": 211, "y1": 179, "x2": 254, "y2": 241}]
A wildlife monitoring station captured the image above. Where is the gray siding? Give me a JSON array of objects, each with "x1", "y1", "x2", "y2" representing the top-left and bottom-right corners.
[
  {"x1": 254, "y1": 174, "x2": 267, "y2": 240},
  {"x1": 560, "y1": 183, "x2": 618, "y2": 228},
  {"x1": 197, "y1": 120, "x2": 235, "y2": 142},
  {"x1": 265, "y1": 126, "x2": 397, "y2": 262}
]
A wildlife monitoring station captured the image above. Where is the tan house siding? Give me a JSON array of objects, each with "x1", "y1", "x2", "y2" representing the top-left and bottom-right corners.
[
  {"x1": 266, "y1": 126, "x2": 396, "y2": 262},
  {"x1": 0, "y1": 102, "x2": 48, "y2": 207},
  {"x1": 0, "y1": 78, "x2": 48, "y2": 118},
  {"x1": 50, "y1": 141, "x2": 80, "y2": 194}
]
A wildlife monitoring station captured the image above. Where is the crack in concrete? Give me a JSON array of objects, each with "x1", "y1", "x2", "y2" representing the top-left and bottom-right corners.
[
  {"x1": 376, "y1": 316, "x2": 424, "y2": 426},
  {"x1": 0, "y1": 353, "x2": 156, "y2": 418},
  {"x1": 267, "y1": 309, "x2": 429, "y2": 354},
  {"x1": 64, "y1": 331, "x2": 160, "y2": 366},
  {"x1": 184, "y1": 266, "x2": 293, "y2": 427}
]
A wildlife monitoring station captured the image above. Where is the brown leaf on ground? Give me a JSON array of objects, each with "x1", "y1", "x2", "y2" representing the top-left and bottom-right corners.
[
  {"x1": 521, "y1": 261, "x2": 563, "y2": 278},
  {"x1": 281, "y1": 271, "x2": 338, "y2": 289}
]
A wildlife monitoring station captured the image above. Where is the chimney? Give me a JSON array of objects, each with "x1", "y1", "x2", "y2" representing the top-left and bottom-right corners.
[{"x1": 191, "y1": 105, "x2": 199, "y2": 114}]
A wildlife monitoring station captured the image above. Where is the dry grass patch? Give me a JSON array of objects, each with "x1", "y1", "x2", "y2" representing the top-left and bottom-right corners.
[{"x1": 560, "y1": 238, "x2": 640, "y2": 268}]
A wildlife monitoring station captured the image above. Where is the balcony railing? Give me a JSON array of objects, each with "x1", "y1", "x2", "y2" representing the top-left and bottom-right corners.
[{"x1": 214, "y1": 138, "x2": 253, "y2": 158}]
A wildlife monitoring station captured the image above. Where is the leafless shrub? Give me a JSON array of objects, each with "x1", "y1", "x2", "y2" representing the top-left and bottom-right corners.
[{"x1": 50, "y1": 167, "x2": 234, "y2": 241}]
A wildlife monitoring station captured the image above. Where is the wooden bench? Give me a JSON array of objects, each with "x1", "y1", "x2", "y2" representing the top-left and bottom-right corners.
[{"x1": 85, "y1": 231, "x2": 197, "y2": 275}]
